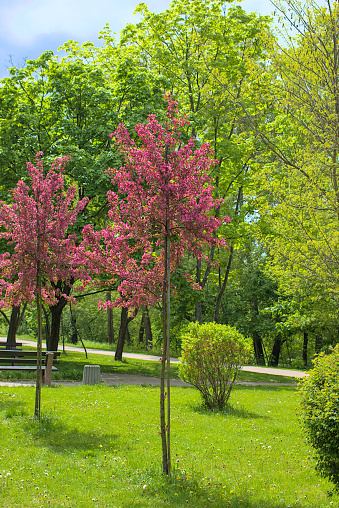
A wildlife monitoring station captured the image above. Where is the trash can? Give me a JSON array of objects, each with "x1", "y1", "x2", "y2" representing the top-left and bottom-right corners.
[{"x1": 82, "y1": 365, "x2": 101, "y2": 385}]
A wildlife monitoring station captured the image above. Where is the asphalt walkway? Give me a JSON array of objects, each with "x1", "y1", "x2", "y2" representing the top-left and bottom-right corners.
[{"x1": 18, "y1": 339, "x2": 307, "y2": 379}]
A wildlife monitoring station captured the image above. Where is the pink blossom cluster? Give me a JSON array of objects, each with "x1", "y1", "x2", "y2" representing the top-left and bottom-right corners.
[
  {"x1": 83, "y1": 95, "x2": 228, "y2": 308},
  {"x1": 0, "y1": 153, "x2": 89, "y2": 308}
]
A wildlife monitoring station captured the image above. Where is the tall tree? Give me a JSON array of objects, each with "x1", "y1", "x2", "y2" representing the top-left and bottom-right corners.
[
  {"x1": 247, "y1": 0, "x2": 339, "y2": 302},
  {"x1": 0, "y1": 153, "x2": 88, "y2": 418},
  {"x1": 82, "y1": 95, "x2": 226, "y2": 474},
  {"x1": 118, "y1": 0, "x2": 272, "y2": 322}
]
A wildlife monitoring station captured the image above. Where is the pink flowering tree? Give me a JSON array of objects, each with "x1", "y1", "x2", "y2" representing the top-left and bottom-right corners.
[
  {"x1": 0, "y1": 152, "x2": 89, "y2": 419},
  {"x1": 83, "y1": 95, "x2": 228, "y2": 474}
]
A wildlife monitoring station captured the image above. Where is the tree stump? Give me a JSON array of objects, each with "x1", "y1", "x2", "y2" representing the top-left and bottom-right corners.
[{"x1": 82, "y1": 365, "x2": 101, "y2": 385}]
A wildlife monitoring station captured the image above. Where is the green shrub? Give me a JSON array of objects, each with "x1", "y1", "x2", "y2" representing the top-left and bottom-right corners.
[
  {"x1": 299, "y1": 344, "x2": 339, "y2": 490},
  {"x1": 179, "y1": 322, "x2": 251, "y2": 409}
]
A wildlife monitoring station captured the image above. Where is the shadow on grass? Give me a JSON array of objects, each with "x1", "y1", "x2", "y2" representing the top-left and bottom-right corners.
[
  {"x1": 137, "y1": 466, "x2": 309, "y2": 508},
  {"x1": 22, "y1": 413, "x2": 122, "y2": 456},
  {"x1": 191, "y1": 402, "x2": 268, "y2": 420},
  {"x1": 0, "y1": 397, "x2": 29, "y2": 419},
  {"x1": 57, "y1": 355, "x2": 179, "y2": 380}
]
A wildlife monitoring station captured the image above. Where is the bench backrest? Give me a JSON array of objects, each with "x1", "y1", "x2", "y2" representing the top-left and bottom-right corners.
[{"x1": 0, "y1": 351, "x2": 60, "y2": 364}]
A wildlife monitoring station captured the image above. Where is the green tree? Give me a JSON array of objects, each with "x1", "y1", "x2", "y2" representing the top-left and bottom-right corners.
[
  {"x1": 119, "y1": 0, "x2": 273, "y2": 324},
  {"x1": 250, "y1": 0, "x2": 339, "y2": 303}
]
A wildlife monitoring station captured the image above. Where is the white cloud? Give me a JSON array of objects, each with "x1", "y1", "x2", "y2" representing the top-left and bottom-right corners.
[{"x1": 8, "y1": 0, "x2": 142, "y2": 42}]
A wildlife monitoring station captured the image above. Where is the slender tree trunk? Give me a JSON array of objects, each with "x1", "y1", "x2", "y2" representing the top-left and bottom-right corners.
[
  {"x1": 47, "y1": 281, "x2": 73, "y2": 351},
  {"x1": 42, "y1": 305, "x2": 51, "y2": 346},
  {"x1": 160, "y1": 222, "x2": 171, "y2": 475},
  {"x1": 115, "y1": 307, "x2": 136, "y2": 361},
  {"x1": 35, "y1": 268, "x2": 42, "y2": 420},
  {"x1": 6, "y1": 304, "x2": 26, "y2": 345},
  {"x1": 139, "y1": 308, "x2": 145, "y2": 344},
  {"x1": 214, "y1": 246, "x2": 234, "y2": 323},
  {"x1": 194, "y1": 245, "x2": 216, "y2": 323},
  {"x1": 252, "y1": 331, "x2": 265, "y2": 365},
  {"x1": 48, "y1": 297, "x2": 69, "y2": 351},
  {"x1": 107, "y1": 291, "x2": 114, "y2": 344},
  {"x1": 143, "y1": 305, "x2": 152, "y2": 351},
  {"x1": 302, "y1": 331, "x2": 308, "y2": 367},
  {"x1": 166, "y1": 233, "x2": 171, "y2": 476},
  {"x1": 269, "y1": 337, "x2": 284, "y2": 367}
]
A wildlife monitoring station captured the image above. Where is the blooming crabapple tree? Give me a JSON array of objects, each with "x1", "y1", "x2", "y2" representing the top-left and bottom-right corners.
[
  {"x1": 0, "y1": 152, "x2": 88, "y2": 419},
  {"x1": 83, "y1": 95, "x2": 228, "y2": 474}
]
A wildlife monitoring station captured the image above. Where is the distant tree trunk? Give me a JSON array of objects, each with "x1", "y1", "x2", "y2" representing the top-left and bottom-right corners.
[
  {"x1": 6, "y1": 304, "x2": 26, "y2": 344},
  {"x1": 269, "y1": 337, "x2": 285, "y2": 367},
  {"x1": 139, "y1": 305, "x2": 153, "y2": 350},
  {"x1": 143, "y1": 305, "x2": 153, "y2": 351},
  {"x1": 47, "y1": 281, "x2": 73, "y2": 351},
  {"x1": 194, "y1": 246, "x2": 217, "y2": 323},
  {"x1": 139, "y1": 310, "x2": 145, "y2": 344},
  {"x1": 302, "y1": 331, "x2": 308, "y2": 367},
  {"x1": 42, "y1": 305, "x2": 51, "y2": 345},
  {"x1": 252, "y1": 331, "x2": 265, "y2": 365},
  {"x1": 107, "y1": 291, "x2": 114, "y2": 344},
  {"x1": 115, "y1": 307, "x2": 137, "y2": 361},
  {"x1": 213, "y1": 187, "x2": 242, "y2": 323},
  {"x1": 214, "y1": 246, "x2": 234, "y2": 323}
]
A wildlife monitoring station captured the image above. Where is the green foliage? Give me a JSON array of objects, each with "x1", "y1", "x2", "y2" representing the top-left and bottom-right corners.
[
  {"x1": 179, "y1": 321, "x2": 251, "y2": 409},
  {"x1": 299, "y1": 345, "x2": 339, "y2": 490}
]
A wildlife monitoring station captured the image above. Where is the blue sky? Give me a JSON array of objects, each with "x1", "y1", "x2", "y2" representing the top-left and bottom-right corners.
[{"x1": 0, "y1": 0, "x2": 274, "y2": 78}]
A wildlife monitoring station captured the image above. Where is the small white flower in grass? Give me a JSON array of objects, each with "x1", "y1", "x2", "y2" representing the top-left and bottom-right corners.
[{"x1": 143, "y1": 484, "x2": 147, "y2": 490}]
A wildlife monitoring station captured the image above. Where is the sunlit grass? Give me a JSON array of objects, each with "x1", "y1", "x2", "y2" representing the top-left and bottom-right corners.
[{"x1": 0, "y1": 384, "x2": 336, "y2": 507}]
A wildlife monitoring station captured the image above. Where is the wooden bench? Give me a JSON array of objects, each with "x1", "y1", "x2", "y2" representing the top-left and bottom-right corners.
[
  {"x1": 0, "y1": 351, "x2": 60, "y2": 386},
  {"x1": 0, "y1": 342, "x2": 22, "y2": 350}
]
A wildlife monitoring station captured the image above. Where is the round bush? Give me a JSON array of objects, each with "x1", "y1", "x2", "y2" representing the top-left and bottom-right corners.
[
  {"x1": 299, "y1": 344, "x2": 339, "y2": 489},
  {"x1": 179, "y1": 322, "x2": 251, "y2": 409}
]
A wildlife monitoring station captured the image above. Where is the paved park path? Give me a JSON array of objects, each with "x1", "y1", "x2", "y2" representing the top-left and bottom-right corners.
[
  {"x1": 0, "y1": 339, "x2": 307, "y2": 387},
  {"x1": 19, "y1": 339, "x2": 307, "y2": 378}
]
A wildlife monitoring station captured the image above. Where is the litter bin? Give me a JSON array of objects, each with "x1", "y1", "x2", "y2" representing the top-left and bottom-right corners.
[{"x1": 82, "y1": 365, "x2": 101, "y2": 385}]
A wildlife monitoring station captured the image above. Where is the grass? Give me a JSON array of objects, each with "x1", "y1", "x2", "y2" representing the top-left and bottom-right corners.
[
  {"x1": 0, "y1": 347, "x2": 297, "y2": 384},
  {"x1": 0, "y1": 384, "x2": 337, "y2": 507}
]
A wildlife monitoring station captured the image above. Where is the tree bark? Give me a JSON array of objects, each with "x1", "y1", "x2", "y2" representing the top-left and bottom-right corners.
[
  {"x1": 269, "y1": 337, "x2": 284, "y2": 367},
  {"x1": 252, "y1": 330, "x2": 265, "y2": 365},
  {"x1": 115, "y1": 307, "x2": 136, "y2": 361},
  {"x1": 214, "y1": 246, "x2": 234, "y2": 323},
  {"x1": 143, "y1": 305, "x2": 152, "y2": 351},
  {"x1": 47, "y1": 282, "x2": 72, "y2": 351},
  {"x1": 6, "y1": 304, "x2": 26, "y2": 344},
  {"x1": 139, "y1": 308, "x2": 145, "y2": 344},
  {"x1": 160, "y1": 229, "x2": 171, "y2": 475}
]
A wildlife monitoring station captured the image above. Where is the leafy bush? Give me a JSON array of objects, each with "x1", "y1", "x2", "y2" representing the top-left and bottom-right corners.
[
  {"x1": 179, "y1": 322, "x2": 251, "y2": 409},
  {"x1": 299, "y1": 345, "x2": 339, "y2": 490}
]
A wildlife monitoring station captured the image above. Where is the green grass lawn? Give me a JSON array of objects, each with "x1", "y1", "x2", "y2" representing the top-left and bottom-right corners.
[{"x1": 0, "y1": 384, "x2": 336, "y2": 507}]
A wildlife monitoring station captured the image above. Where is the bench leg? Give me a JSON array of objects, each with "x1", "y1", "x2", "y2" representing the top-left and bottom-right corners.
[{"x1": 43, "y1": 352, "x2": 54, "y2": 386}]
